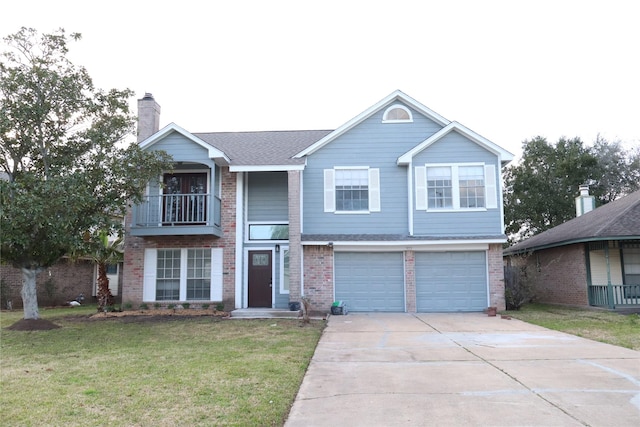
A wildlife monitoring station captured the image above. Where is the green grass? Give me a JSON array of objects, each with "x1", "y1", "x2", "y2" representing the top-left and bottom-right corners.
[
  {"x1": 505, "y1": 303, "x2": 640, "y2": 351},
  {"x1": 0, "y1": 305, "x2": 325, "y2": 426}
]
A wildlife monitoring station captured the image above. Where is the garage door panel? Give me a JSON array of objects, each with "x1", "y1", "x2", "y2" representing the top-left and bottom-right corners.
[
  {"x1": 416, "y1": 251, "x2": 487, "y2": 312},
  {"x1": 335, "y1": 252, "x2": 404, "y2": 312}
]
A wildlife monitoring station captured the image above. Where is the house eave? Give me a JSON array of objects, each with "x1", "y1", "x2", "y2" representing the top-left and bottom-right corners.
[
  {"x1": 503, "y1": 235, "x2": 640, "y2": 256},
  {"x1": 229, "y1": 164, "x2": 306, "y2": 172}
]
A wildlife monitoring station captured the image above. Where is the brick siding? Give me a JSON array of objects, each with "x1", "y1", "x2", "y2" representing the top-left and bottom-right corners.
[
  {"x1": 1, "y1": 260, "x2": 94, "y2": 308},
  {"x1": 302, "y1": 245, "x2": 334, "y2": 313},
  {"x1": 518, "y1": 244, "x2": 589, "y2": 306}
]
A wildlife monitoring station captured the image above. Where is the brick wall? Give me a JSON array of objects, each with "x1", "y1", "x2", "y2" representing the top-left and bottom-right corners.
[
  {"x1": 524, "y1": 244, "x2": 589, "y2": 306},
  {"x1": 287, "y1": 171, "x2": 301, "y2": 302},
  {"x1": 1, "y1": 260, "x2": 94, "y2": 308},
  {"x1": 488, "y1": 243, "x2": 506, "y2": 311},
  {"x1": 121, "y1": 167, "x2": 237, "y2": 310},
  {"x1": 405, "y1": 250, "x2": 416, "y2": 312},
  {"x1": 302, "y1": 245, "x2": 334, "y2": 314}
]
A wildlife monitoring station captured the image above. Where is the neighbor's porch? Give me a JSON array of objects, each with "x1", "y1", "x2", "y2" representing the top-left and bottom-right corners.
[{"x1": 587, "y1": 240, "x2": 640, "y2": 310}]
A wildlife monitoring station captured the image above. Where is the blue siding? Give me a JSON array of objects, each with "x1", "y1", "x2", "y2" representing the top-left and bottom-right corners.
[
  {"x1": 303, "y1": 105, "x2": 443, "y2": 234},
  {"x1": 247, "y1": 172, "x2": 288, "y2": 222},
  {"x1": 412, "y1": 131, "x2": 502, "y2": 236},
  {"x1": 151, "y1": 132, "x2": 216, "y2": 167}
]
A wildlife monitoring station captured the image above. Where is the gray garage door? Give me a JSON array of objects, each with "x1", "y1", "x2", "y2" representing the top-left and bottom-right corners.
[
  {"x1": 334, "y1": 252, "x2": 405, "y2": 312},
  {"x1": 415, "y1": 251, "x2": 487, "y2": 312}
]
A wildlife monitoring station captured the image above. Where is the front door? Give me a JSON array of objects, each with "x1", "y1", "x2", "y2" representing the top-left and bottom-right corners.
[{"x1": 248, "y1": 250, "x2": 272, "y2": 307}]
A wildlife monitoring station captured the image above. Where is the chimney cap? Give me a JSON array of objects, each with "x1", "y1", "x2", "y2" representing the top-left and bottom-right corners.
[{"x1": 142, "y1": 92, "x2": 155, "y2": 100}]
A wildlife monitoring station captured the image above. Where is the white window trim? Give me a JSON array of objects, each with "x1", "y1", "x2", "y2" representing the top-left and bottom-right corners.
[
  {"x1": 324, "y1": 166, "x2": 381, "y2": 214},
  {"x1": 142, "y1": 248, "x2": 223, "y2": 302},
  {"x1": 415, "y1": 162, "x2": 496, "y2": 212},
  {"x1": 279, "y1": 246, "x2": 290, "y2": 294},
  {"x1": 382, "y1": 104, "x2": 413, "y2": 123}
]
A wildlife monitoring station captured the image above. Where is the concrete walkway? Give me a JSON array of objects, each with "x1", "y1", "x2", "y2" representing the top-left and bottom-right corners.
[{"x1": 285, "y1": 313, "x2": 640, "y2": 427}]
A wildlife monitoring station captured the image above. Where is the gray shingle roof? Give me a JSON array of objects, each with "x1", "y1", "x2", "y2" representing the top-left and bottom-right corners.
[
  {"x1": 504, "y1": 189, "x2": 640, "y2": 254},
  {"x1": 194, "y1": 130, "x2": 332, "y2": 166},
  {"x1": 302, "y1": 234, "x2": 507, "y2": 242}
]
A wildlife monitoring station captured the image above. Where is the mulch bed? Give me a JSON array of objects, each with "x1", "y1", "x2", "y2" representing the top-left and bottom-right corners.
[
  {"x1": 6, "y1": 318, "x2": 61, "y2": 331},
  {"x1": 4, "y1": 309, "x2": 230, "y2": 331}
]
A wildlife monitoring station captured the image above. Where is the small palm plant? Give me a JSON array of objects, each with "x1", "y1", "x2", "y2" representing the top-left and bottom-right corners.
[{"x1": 90, "y1": 230, "x2": 123, "y2": 312}]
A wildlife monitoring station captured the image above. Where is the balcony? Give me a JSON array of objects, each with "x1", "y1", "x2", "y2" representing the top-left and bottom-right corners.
[{"x1": 130, "y1": 193, "x2": 222, "y2": 236}]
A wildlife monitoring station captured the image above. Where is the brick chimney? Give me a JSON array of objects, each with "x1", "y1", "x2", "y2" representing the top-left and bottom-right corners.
[
  {"x1": 575, "y1": 184, "x2": 595, "y2": 217},
  {"x1": 137, "y1": 93, "x2": 161, "y2": 143}
]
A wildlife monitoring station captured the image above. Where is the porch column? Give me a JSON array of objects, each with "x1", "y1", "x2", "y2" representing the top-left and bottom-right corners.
[
  {"x1": 288, "y1": 170, "x2": 302, "y2": 303},
  {"x1": 604, "y1": 242, "x2": 615, "y2": 309}
]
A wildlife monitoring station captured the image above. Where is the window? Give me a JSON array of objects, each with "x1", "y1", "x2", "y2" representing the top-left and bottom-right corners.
[
  {"x1": 383, "y1": 104, "x2": 413, "y2": 122},
  {"x1": 459, "y1": 166, "x2": 485, "y2": 208},
  {"x1": 248, "y1": 224, "x2": 289, "y2": 240},
  {"x1": 186, "y1": 249, "x2": 211, "y2": 300},
  {"x1": 416, "y1": 164, "x2": 497, "y2": 211},
  {"x1": 336, "y1": 169, "x2": 369, "y2": 211},
  {"x1": 427, "y1": 167, "x2": 452, "y2": 208},
  {"x1": 281, "y1": 249, "x2": 290, "y2": 293},
  {"x1": 324, "y1": 168, "x2": 380, "y2": 213},
  {"x1": 156, "y1": 249, "x2": 181, "y2": 300},
  {"x1": 144, "y1": 248, "x2": 223, "y2": 302}
]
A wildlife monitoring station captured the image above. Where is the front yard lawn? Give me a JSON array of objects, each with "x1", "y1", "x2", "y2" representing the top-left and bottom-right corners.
[
  {"x1": 505, "y1": 303, "x2": 640, "y2": 351},
  {"x1": 0, "y1": 306, "x2": 324, "y2": 426}
]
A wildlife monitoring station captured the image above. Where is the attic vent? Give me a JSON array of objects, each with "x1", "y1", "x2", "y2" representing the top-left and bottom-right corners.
[{"x1": 383, "y1": 104, "x2": 412, "y2": 122}]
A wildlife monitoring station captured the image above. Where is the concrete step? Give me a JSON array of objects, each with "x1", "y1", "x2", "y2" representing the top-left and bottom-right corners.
[{"x1": 230, "y1": 308, "x2": 302, "y2": 319}]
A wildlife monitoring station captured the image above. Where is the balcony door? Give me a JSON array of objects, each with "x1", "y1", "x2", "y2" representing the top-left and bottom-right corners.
[{"x1": 163, "y1": 173, "x2": 207, "y2": 225}]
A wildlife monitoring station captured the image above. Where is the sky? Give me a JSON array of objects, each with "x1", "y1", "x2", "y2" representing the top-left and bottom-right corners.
[{"x1": 2, "y1": 0, "x2": 639, "y2": 159}]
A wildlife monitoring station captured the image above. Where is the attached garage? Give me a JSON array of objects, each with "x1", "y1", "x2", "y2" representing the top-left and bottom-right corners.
[
  {"x1": 334, "y1": 252, "x2": 405, "y2": 312},
  {"x1": 415, "y1": 251, "x2": 487, "y2": 312}
]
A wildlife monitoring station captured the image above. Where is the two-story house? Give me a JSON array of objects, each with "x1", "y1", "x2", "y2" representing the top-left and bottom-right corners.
[{"x1": 122, "y1": 91, "x2": 514, "y2": 313}]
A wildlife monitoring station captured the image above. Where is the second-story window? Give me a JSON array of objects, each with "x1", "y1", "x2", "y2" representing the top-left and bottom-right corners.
[
  {"x1": 416, "y1": 164, "x2": 497, "y2": 211},
  {"x1": 324, "y1": 167, "x2": 380, "y2": 213},
  {"x1": 336, "y1": 169, "x2": 369, "y2": 211}
]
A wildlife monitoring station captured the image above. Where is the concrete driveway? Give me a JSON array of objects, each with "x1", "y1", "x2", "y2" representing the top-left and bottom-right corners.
[{"x1": 285, "y1": 313, "x2": 640, "y2": 427}]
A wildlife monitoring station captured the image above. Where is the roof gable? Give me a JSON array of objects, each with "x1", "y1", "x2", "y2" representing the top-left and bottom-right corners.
[
  {"x1": 139, "y1": 123, "x2": 230, "y2": 165},
  {"x1": 397, "y1": 121, "x2": 514, "y2": 166},
  {"x1": 294, "y1": 90, "x2": 450, "y2": 158}
]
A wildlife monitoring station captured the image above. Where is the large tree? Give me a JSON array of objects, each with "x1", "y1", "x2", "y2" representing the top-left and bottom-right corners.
[
  {"x1": 0, "y1": 27, "x2": 172, "y2": 320},
  {"x1": 504, "y1": 136, "x2": 640, "y2": 243}
]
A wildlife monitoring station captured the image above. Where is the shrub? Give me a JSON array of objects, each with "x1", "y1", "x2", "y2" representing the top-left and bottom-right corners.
[
  {"x1": 139, "y1": 303, "x2": 149, "y2": 310},
  {"x1": 182, "y1": 303, "x2": 190, "y2": 309},
  {"x1": 504, "y1": 260, "x2": 536, "y2": 310},
  {"x1": 216, "y1": 302, "x2": 225, "y2": 311},
  {"x1": 202, "y1": 303, "x2": 210, "y2": 310}
]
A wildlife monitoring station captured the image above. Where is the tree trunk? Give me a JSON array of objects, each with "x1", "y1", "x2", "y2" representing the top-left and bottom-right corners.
[
  {"x1": 96, "y1": 262, "x2": 114, "y2": 312},
  {"x1": 21, "y1": 267, "x2": 41, "y2": 320}
]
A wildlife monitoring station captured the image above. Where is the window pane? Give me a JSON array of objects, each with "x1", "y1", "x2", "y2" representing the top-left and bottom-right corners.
[
  {"x1": 156, "y1": 249, "x2": 180, "y2": 300},
  {"x1": 459, "y1": 166, "x2": 485, "y2": 208},
  {"x1": 283, "y1": 249, "x2": 290, "y2": 291},
  {"x1": 249, "y1": 224, "x2": 289, "y2": 240},
  {"x1": 335, "y1": 169, "x2": 369, "y2": 211},
  {"x1": 427, "y1": 167, "x2": 452, "y2": 208},
  {"x1": 187, "y1": 249, "x2": 211, "y2": 300}
]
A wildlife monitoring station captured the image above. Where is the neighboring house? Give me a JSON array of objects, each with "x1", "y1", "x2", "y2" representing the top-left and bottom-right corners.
[
  {"x1": 503, "y1": 187, "x2": 640, "y2": 310},
  {"x1": 123, "y1": 90, "x2": 514, "y2": 313}
]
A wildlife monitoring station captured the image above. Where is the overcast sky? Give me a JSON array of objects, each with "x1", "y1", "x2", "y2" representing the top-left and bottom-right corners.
[{"x1": 2, "y1": 0, "x2": 639, "y2": 158}]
